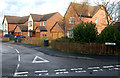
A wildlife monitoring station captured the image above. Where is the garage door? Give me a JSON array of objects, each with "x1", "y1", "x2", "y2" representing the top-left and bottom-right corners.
[
  {"x1": 52, "y1": 32, "x2": 58, "y2": 39},
  {"x1": 36, "y1": 32, "x2": 40, "y2": 37},
  {"x1": 58, "y1": 32, "x2": 64, "y2": 38}
]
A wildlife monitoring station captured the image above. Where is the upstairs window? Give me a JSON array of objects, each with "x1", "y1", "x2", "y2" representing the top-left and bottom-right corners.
[
  {"x1": 43, "y1": 22, "x2": 45, "y2": 26},
  {"x1": 29, "y1": 21, "x2": 32, "y2": 27},
  {"x1": 95, "y1": 18, "x2": 97, "y2": 24},
  {"x1": 40, "y1": 22, "x2": 42, "y2": 26},
  {"x1": 69, "y1": 17, "x2": 75, "y2": 24}
]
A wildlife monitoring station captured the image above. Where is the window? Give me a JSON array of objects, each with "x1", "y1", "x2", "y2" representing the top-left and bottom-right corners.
[
  {"x1": 40, "y1": 22, "x2": 41, "y2": 26},
  {"x1": 29, "y1": 21, "x2": 32, "y2": 27},
  {"x1": 67, "y1": 31, "x2": 73, "y2": 38},
  {"x1": 4, "y1": 24, "x2": 7, "y2": 32},
  {"x1": 95, "y1": 18, "x2": 97, "y2": 24},
  {"x1": 69, "y1": 17, "x2": 75, "y2": 24},
  {"x1": 43, "y1": 22, "x2": 45, "y2": 26}
]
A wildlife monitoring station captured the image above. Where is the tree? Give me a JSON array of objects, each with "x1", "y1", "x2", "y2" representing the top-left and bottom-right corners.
[
  {"x1": 93, "y1": 0, "x2": 120, "y2": 22},
  {"x1": 73, "y1": 22, "x2": 98, "y2": 43},
  {"x1": 97, "y1": 25, "x2": 120, "y2": 44}
]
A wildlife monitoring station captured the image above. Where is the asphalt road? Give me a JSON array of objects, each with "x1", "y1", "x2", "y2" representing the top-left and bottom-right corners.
[{"x1": 1, "y1": 42, "x2": 120, "y2": 78}]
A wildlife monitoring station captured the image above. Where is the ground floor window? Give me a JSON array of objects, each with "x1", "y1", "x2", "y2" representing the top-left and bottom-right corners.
[
  {"x1": 67, "y1": 30, "x2": 73, "y2": 38},
  {"x1": 28, "y1": 32, "x2": 32, "y2": 37}
]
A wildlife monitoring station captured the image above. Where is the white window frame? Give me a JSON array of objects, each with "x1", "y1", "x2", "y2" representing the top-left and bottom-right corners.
[
  {"x1": 95, "y1": 18, "x2": 97, "y2": 24},
  {"x1": 40, "y1": 22, "x2": 41, "y2": 26},
  {"x1": 69, "y1": 17, "x2": 75, "y2": 24},
  {"x1": 43, "y1": 22, "x2": 45, "y2": 26},
  {"x1": 67, "y1": 30, "x2": 73, "y2": 38},
  {"x1": 29, "y1": 21, "x2": 33, "y2": 27}
]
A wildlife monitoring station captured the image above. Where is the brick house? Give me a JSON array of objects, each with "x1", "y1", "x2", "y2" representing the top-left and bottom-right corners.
[
  {"x1": 2, "y1": 15, "x2": 29, "y2": 36},
  {"x1": 64, "y1": 2, "x2": 111, "y2": 38},
  {"x1": 2, "y1": 12, "x2": 64, "y2": 39},
  {"x1": 28, "y1": 12, "x2": 64, "y2": 39}
]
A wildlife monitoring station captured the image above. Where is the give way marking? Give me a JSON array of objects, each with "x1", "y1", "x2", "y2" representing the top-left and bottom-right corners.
[{"x1": 32, "y1": 56, "x2": 49, "y2": 63}]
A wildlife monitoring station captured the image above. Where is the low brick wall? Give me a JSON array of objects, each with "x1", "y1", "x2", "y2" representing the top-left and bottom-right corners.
[
  {"x1": 2, "y1": 37, "x2": 9, "y2": 42},
  {"x1": 21, "y1": 37, "x2": 44, "y2": 46},
  {"x1": 51, "y1": 42, "x2": 120, "y2": 55}
]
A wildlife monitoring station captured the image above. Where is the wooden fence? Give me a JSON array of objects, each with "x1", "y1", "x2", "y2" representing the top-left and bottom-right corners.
[
  {"x1": 21, "y1": 37, "x2": 44, "y2": 46},
  {"x1": 51, "y1": 41, "x2": 120, "y2": 55}
]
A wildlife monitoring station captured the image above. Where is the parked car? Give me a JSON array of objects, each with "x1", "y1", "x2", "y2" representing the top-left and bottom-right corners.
[
  {"x1": 4, "y1": 34, "x2": 14, "y2": 37},
  {"x1": 14, "y1": 35, "x2": 26, "y2": 42}
]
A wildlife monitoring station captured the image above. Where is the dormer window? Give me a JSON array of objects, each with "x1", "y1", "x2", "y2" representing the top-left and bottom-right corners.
[
  {"x1": 69, "y1": 17, "x2": 75, "y2": 24},
  {"x1": 29, "y1": 21, "x2": 32, "y2": 27},
  {"x1": 43, "y1": 22, "x2": 45, "y2": 26}
]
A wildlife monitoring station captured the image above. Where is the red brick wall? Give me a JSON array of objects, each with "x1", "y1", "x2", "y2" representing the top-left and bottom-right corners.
[
  {"x1": 34, "y1": 22, "x2": 40, "y2": 30},
  {"x1": 8, "y1": 24, "x2": 16, "y2": 32},
  {"x1": 45, "y1": 12, "x2": 63, "y2": 39}
]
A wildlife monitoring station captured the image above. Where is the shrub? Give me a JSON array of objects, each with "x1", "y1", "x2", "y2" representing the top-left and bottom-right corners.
[
  {"x1": 73, "y1": 22, "x2": 98, "y2": 43},
  {"x1": 97, "y1": 25, "x2": 120, "y2": 44},
  {"x1": 9, "y1": 37, "x2": 14, "y2": 41}
]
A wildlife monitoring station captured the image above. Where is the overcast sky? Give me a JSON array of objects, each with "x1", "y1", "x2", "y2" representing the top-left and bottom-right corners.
[{"x1": 0, "y1": 0, "x2": 117, "y2": 29}]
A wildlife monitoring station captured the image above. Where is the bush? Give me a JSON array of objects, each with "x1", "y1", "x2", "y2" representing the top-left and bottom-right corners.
[
  {"x1": 97, "y1": 25, "x2": 120, "y2": 44},
  {"x1": 9, "y1": 37, "x2": 14, "y2": 41},
  {"x1": 73, "y1": 22, "x2": 98, "y2": 43}
]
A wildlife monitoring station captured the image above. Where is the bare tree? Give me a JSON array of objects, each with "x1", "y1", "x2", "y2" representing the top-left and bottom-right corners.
[{"x1": 93, "y1": 0, "x2": 120, "y2": 22}]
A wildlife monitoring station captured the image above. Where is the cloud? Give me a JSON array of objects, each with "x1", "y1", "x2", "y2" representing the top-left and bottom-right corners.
[{"x1": 0, "y1": 0, "x2": 117, "y2": 29}]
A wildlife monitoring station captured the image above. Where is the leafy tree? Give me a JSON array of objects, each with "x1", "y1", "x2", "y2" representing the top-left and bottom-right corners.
[
  {"x1": 97, "y1": 25, "x2": 120, "y2": 44},
  {"x1": 73, "y1": 22, "x2": 98, "y2": 43}
]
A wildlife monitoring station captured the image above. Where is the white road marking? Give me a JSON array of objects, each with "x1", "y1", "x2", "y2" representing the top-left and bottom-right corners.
[
  {"x1": 15, "y1": 49, "x2": 19, "y2": 54},
  {"x1": 35, "y1": 70, "x2": 48, "y2": 73},
  {"x1": 18, "y1": 55, "x2": 20, "y2": 62},
  {"x1": 71, "y1": 68, "x2": 83, "y2": 71},
  {"x1": 75, "y1": 70, "x2": 86, "y2": 73},
  {"x1": 93, "y1": 70, "x2": 99, "y2": 72},
  {"x1": 8, "y1": 46, "x2": 13, "y2": 49},
  {"x1": 116, "y1": 65, "x2": 120, "y2": 67},
  {"x1": 32, "y1": 56, "x2": 49, "y2": 63},
  {"x1": 54, "y1": 69, "x2": 66, "y2": 72},
  {"x1": 114, "y1": 68, "x2": 120, "y2": 70},
  {"x1": 88, "y1": 67, "x2": 100, "y2": 69},
  {"x1": 14, "y1": 72, "x2": 28, "y2": 77},
  {"x1": 56, "y1": 71, "x2": 69, "y2": 74},
  {"x1": 103, "y1": 65, "x2": 114, "y2": 68},
  {"x1": 15, "y1": 64, "x2": 20, "y2": 72}
]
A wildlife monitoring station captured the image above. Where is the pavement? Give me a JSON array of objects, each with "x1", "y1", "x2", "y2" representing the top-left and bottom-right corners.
[{"x1": 8, "y1": 41, "x2": 120, "y2": 61}]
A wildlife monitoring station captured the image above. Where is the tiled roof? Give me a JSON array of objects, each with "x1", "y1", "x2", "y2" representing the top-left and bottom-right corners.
[
  {"x1": 17, "y1": 24, "x2": 28, "y2": 32},
  {"x1": 30, "y1": 14, "x2": 43, "y2": 22},
  {"x1": 4, "y1": 15, "x2": 29, "y2": 24},
  {"x1": 40, "y1": 12, "x2": 57, "y2": 21},
  {"x1": 36, "y1": 26, "x2": 47, "y2": 31},
  {"x1": 70, "y1": 2, "x2": 101, "y2": 17},
  {"x1": 30, "y1": 12, "x2": 57, "y2": 22}
]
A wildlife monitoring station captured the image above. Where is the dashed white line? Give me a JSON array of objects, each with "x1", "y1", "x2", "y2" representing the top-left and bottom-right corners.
[
  {"x1": 88, "y1": 67, "x2": 100, "y2": 69},
  {"x1": 103, "y1": 65, "x2": 114, "y2": 68},
  {"x1": 8, "y1": 46, "x2": 13, "y2": 49},
  {"x1": 14, "y1": 72, "x2": 28, "y2": 77},
  {"x1": 71, "y1": 68, "x2": 83, "y2": 71},
  {"x1": 18, "y1": 55, "x2": 21, "y2": 62},
  {"x1": 75, "y1": 70, "x2": 86, "y2": 73},
  {"x1": 15, "y1": 49, "x2": 19, "y2": 54},
  {"x1": 35, "y1": 70, "x2": 48, "y2": 73},
  {"x1": 116, "y1": 65, "x2": 120, "y2": 67},
  {"x1": 54, "y1": 69, "x2": 66, "y2": 72}
]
